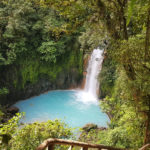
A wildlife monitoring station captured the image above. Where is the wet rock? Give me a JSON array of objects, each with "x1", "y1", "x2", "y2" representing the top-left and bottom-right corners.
[
  {"x1": 98, "y1": 127, "x2": 107, "y2": 131},
  {"x1": 7, "y1": 106, "x2": 19, "y2": 115},
  {"x1": 82, "y1": 123, "x2": 98, "y2": 132},
  {"x1": 0, "y1": 106, "x2": 19, "y2": 123},
  {"x1": 82, "y1": 123, "x2": 107, "y2": 133}
]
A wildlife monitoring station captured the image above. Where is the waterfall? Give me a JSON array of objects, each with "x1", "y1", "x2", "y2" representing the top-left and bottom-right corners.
[
  {"x1": 75, "y1": 48, "x2": 103, "y2": 105},
  {"x1": 84, "y1": 48, "x2": 104, "y2": 98}
]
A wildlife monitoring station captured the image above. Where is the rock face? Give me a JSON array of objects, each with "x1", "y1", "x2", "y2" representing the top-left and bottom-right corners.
[
  {"x1": 1, "y1": 68, "x2": 82, "y2": 106},
  {"x1": 81, "y1": 54, "x2": 90, "y2": 89}
]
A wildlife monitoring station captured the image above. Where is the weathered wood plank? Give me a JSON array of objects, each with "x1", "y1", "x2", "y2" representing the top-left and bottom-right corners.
[{"x1": 139, "y1": 144, "x2": 150, "y2": 150}]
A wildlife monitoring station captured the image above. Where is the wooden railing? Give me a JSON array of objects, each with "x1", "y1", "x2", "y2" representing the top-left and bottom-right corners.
[
  {"x1": 36, "y1": 138, "x2": 124, "y2": 150},
  {"x1": 139, "y1": 144, "x2": 150, "y2": 150}
]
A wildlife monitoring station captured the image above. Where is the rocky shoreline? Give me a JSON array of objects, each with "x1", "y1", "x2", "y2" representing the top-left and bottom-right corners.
[{"x1": 0, "y1": 106, "x2": 19, "y2": 123}]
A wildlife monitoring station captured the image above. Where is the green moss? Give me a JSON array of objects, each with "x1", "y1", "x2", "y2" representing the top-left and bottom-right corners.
[
  {"x1": 13, "y1": 80, "x2": 17, "y2": 89},
  {"x1": 12, "y1": 47, "x2": 83, "y2": 90},
  {"x1": 39, "y1": 62, "x2": 63, "y2": 80},
  {"x1": 21, "y1": 60, "x2": 39, "y2": 87},
  {"x1": 78, "y1": 50, "x2": 83, "y2": 75}
]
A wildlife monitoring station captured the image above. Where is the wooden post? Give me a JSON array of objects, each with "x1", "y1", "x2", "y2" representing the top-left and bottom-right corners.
[
  {"x1": 83, "y1": 147, "x2": 88, "y2": 150},
  {"x1": 48, "y1": 144, "x2": 54, "y2": 150},
  {"x1": 68, "y1": 145, "x2": 73, "y2": 150}
]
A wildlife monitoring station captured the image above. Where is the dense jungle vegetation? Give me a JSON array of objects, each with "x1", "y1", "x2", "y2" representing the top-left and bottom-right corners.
[
  {"x1": 0, "y1": 0, "x2": 150, "y2": 149},
  {"x1": 0, "y1": 0, "x2": 83, "y2": 106}
]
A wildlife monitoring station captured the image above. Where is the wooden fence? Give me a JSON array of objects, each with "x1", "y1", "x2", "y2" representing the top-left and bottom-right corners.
[
  {"x1": 139, "y1": 144, "x2": 150, "y2": 150},
  {"x1": 36, "y1": 138, "x2": 125, "y2": 150}
]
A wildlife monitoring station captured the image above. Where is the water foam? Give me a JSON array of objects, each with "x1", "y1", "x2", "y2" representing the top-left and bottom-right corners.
[
  {"x1": 84, "y1": 48, "x2": 103, "y2": 98},
  {"x1": 75, "y1": 90, "x2": 98, "y2": 105}
]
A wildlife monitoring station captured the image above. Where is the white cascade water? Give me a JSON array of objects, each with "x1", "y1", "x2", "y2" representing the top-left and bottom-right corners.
[
  {"x1": 75, "y1": 48, "x2": 103, "y2": 105},
  {"x1": 84, "y1": 48, "x2": 104, "y2": 98}
]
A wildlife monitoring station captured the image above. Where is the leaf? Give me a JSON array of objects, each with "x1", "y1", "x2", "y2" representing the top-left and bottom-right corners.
[{"x1": 126, "y1": 0, "x2": 137, "y2": 26}]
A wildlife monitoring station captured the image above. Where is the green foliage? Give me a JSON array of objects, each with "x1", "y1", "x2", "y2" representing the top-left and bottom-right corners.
[
  {"x1": 99, "y1": 106, "x2": 144, "y2": 148},
  {"x1": 37, "y1": 41, "x2": 65, "y2": 63},
  {"x1": 80, "y1": 69, "x2": 145, "y2": 149},
  {"x1": 0, "y1": 88, "x2": 9, "y2": 95},
  {"x1": 8, "y1": 120, "x2": 73, "y2": 150},
  {"x1": 126, "y1": 0, "x2": 137, "y2": 26},
  {"x1": 79, "y1": 25, "x2": 106, "y2": 52},
  {"x1": 109, "y1": 34, "x2": 150, "y2": 110},
  {"x1": 0, "y1": 113, "x2": 22, "y2": 136},
  {"x1": 126, "y1": 0, "x2": 150, "y2": 35},
  {"x1": 0, "y1": 113, "x2": 23, "y2": 147},
  {"x1": 99, "y1": 54, "x2": 117, "y2": 98},
  {"x1": 40, "y1": 0, "x2": 90, "y2": 32},
  {"x1": 0, "y1": 113, "x2": 73, "y2": 150},
  {"x1": 99, "y1": 70, "x2": 145, "y2": 148},
  {"x1": 0, "y1": 0, "x2": 83, "y2": 103},
  {"x1": 0, "y1": 0, "x2": 36, "y2": 64},
  {"x1": 0, "y1": 0, "x2": 73, "y2": 66}
]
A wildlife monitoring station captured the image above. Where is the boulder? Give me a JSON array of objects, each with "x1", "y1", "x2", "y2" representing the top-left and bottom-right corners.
[
  {"x1": 6, "y1": 106, "x2": 19, "y2": 115},
  {"x1": 82, "y1": 123, "x2": 98, "y2": 132}
]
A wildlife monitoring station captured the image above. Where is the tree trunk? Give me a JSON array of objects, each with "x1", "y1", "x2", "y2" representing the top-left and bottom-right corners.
[
  {"x1": 96, "y1": 0, "x2": 120, "y2": 39},
  {"x1": 144, "y1": 113, "x2": 150, "y2": 144},
  {"x1": 117, "y1": 0, "x2": 128, "y2": 40},
  {"x1": 144, "y1": 95, "x2": 150, "y2": 144},
  {"x1": 123, "y1": 16, "x2": 128, "y2": 40}
]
